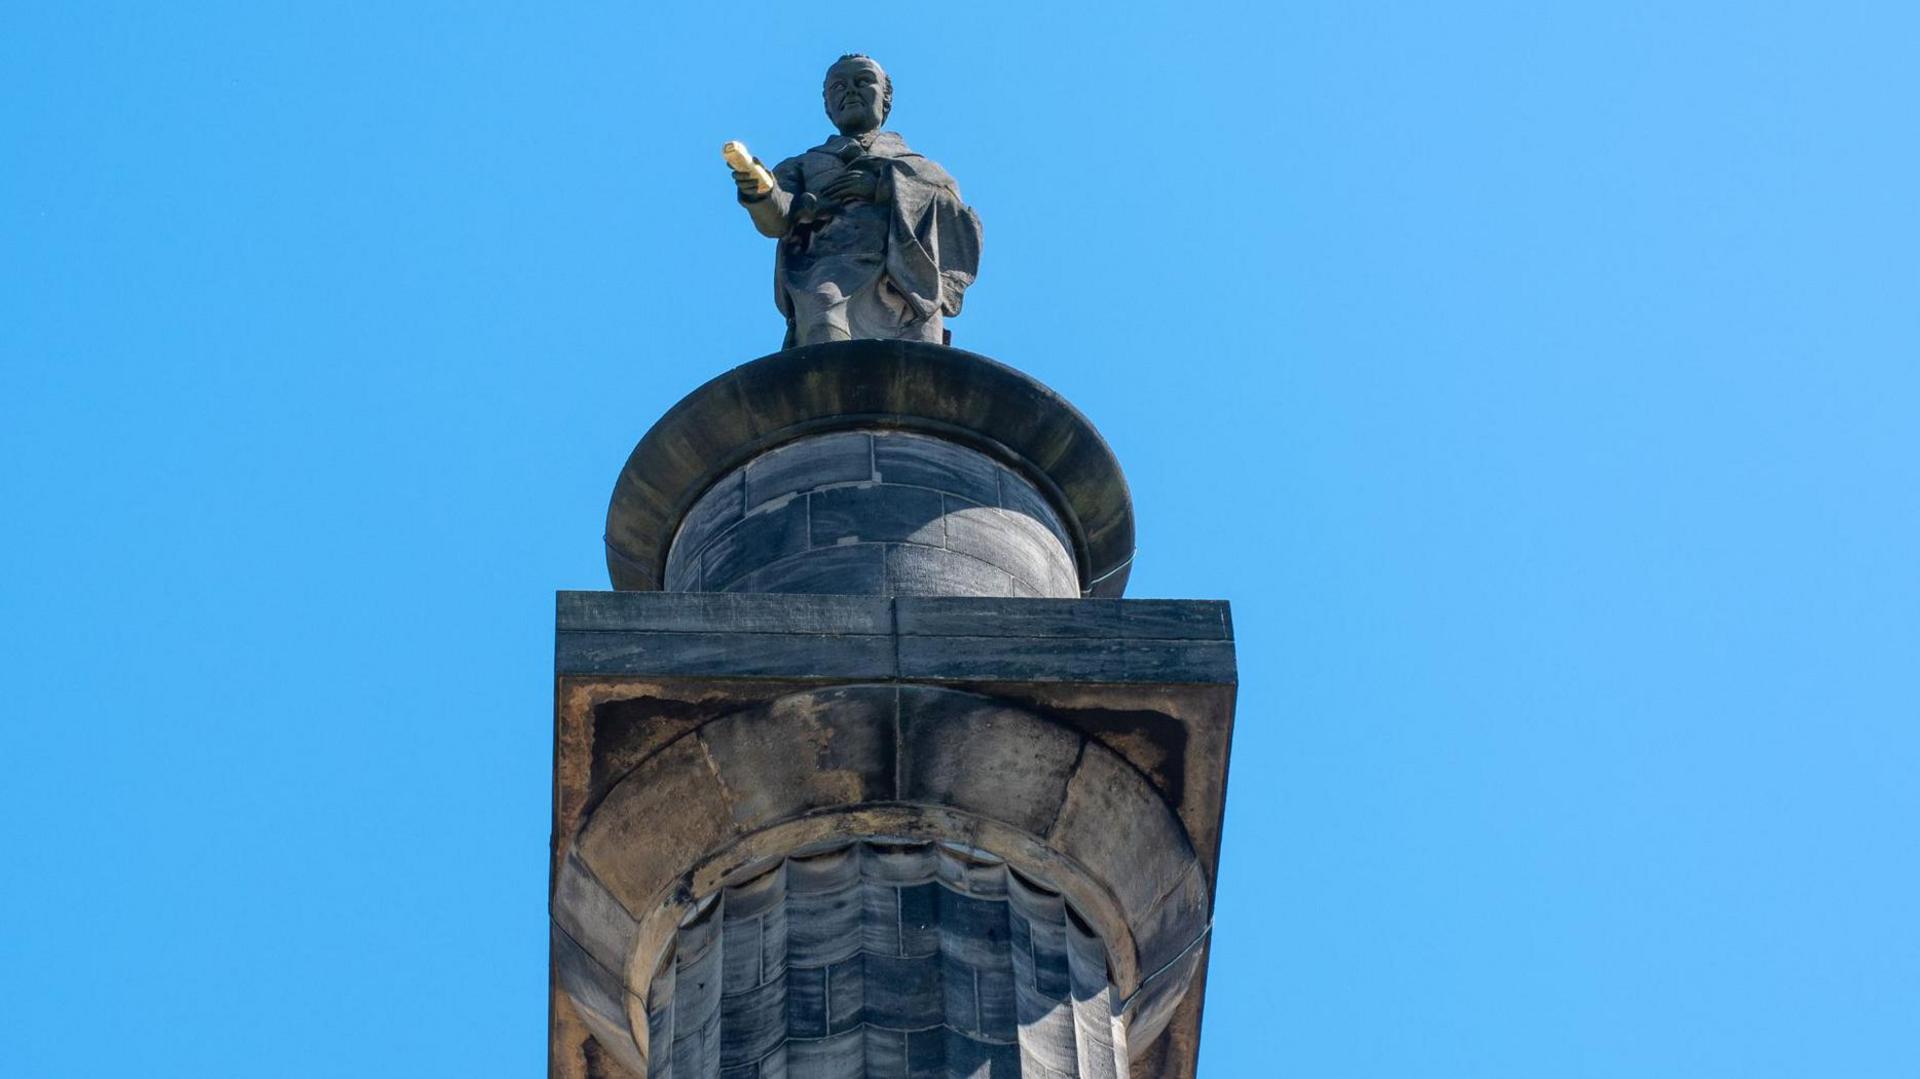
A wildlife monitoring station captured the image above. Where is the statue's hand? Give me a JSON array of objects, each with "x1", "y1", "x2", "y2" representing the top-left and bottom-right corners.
[
  {"x1": 732, "y1": 167, "x2": 770, "y2": 201},
  {"x1": 819, "y1": 170, "x2": 880, "y2": 205}
]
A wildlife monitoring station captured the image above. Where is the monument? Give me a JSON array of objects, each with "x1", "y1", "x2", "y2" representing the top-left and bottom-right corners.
[{"x1": 550, "y1": 55, "x2": 1238, "y2": 1078}]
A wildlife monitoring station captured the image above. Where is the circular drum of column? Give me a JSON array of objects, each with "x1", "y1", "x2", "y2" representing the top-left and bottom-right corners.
[{"x1": 663, "y1": 430, "x2": 1079, "y2": 598}]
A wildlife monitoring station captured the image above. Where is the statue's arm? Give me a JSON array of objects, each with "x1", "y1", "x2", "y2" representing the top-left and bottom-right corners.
[{"x1": 739, "y1": 157, "x2": 803, "y2": 238}]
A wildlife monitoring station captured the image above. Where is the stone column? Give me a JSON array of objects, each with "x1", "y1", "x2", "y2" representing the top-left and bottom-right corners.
[
  {"x1": 663, "y1": 430, "x2": 1079, "y2": 599},
  {"x1": 554, "y1": 341, "x2": 1236, "y2": 1079}
]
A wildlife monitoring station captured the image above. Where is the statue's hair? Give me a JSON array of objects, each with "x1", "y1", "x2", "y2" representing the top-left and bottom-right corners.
[{"x1": 825, "y1": 53, "x2": 892, "y2": 121}]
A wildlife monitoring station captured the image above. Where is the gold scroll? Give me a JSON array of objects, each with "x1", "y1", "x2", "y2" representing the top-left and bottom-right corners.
[{"x1": 721, "y1": 141, "x2": 775, "y2": 196}]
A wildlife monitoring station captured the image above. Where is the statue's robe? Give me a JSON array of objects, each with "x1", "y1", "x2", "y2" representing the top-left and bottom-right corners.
[{"x1": 745, "y1": 131, "x2": 982, "y2": 347}]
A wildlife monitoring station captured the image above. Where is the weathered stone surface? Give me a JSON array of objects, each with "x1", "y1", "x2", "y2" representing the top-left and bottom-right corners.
[
  {"x1": 699, "y1": 498, "x2": 810, "y2": 592},
  {"x1": 575, "y1": 734, "x2": 738, "y2": 914},
  {"x1": 552, "y1": 849, "x2": 640, "y2": 983},
  {"x1": 944, "y1": 504, "x2": 1076, "y2": 596},
  {"x1": 552, "y1": 592, "x2": 1235, "y2": 1079},
  {"x1": 894, "y1": 596, "x2": 1127, "y2": 639},
  {"x1": 884, "y1": 543, "x2": 1017, "y2": 597},
  {"x1": 874, "y1": 431, "x2": 999, "y2": 506},
  {"x1": 896, "y1": 689, "x2": 1082, "y2": 837},
  {"x1": 744, "y1": 430, "x2": 873, "y2": 510},
  {"x1": 556, "y1": 593, "x2": 1234, "y2": 687},
  {"x1": 665, "y1": 430, "x2": 1077, "y2": 598},
  {"x1": 557, "y1": 590, "x2": 891, "y2": 636},
  {"x1": 896, "y1": 635, "x2": 1237, "y2": 685},
  {"x1": 751, "y1": 543, "x2": 889, "y2": 596},
  {"x1": 698, "y1": 685, "x2": 897, "y2": 828},
  {"x1": 630, "y1": 841, "x2": 1128, "y2": 1079},
  {"x1": 1050, "y1": 747, "x2": 1198, "y2": 930},
  {"x1": 807, "y1": 483, "x2": 945, "y2": 546},
  {"x1": 557, "y1": 630, "x2": 896, "y2": 680}
]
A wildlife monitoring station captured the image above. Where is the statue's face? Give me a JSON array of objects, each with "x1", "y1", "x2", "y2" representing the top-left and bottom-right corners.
[{"x1": 824, "y1": 58, "x2": 888, "y2": 134}]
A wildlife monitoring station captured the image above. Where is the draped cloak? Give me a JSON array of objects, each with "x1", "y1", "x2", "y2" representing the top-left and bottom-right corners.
[{"x1": 762, "y1": 131, "x2": 982, "y2": 347}]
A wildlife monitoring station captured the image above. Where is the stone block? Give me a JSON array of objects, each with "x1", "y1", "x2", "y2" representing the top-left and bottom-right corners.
[
  {"x1": 552, "y1": 591, "x2": 1236, "y2": 1079},
  {"x1": 996, "y1": 465, "x2": 1073, "y2": 551},
  {"x1": 750, "y1": 543, "x2": 889, "y2": 595},
  {"x1": 701, "y1": 498, "x2": 809, "y2": 591},
  {"x1": 861, "y1": 952, "x2": 944, "y2": 1030},
  {"x1": 786, "y1": 1028, "x2": 864, "y2": 1078},
  {"x1": 672, "y1": 470, "x2": 745, "y2": 574},
  {"x1": 894, "y1": 597, "x2": 1125, "y2": 639},
  {"x1": 885, "y1": 544, "x2": 1015, "y2": 597},
  {"x1": 1120, "y1": 600, "x2": 1233, "y2": 640},
  {"x1": 553, "y1": 923, "x2": 630, "y2": 1030},
  {"x1": 785, "y1": 965, "x2": 828, "y2": 1039},
  {"x1": 558, "y1": 629, "x2": 896, "y2": 680},
  {"x1": 576, "y1": 735, "x2": 738, "y2": 912},
  {"x1": 552, "y1": 849, "x2": 639, "y2": 979},
  {"x1": 719, "y1": 978, "x2": 787, "y2": 1067},
  {"x1": 558, "y1": 590, "x2": 892, "y2": 635},
  {"x1": 896, "y1": 689, "x2": 1080, "y2": 836},
  {"x1": 944, "y1": 504, "x2": 1076, "y2": 597},
  {"x1": 1048, "y1": 746, "x2": 1195, "y2": 929},
  {"x1": 744, "y1": 431, "x2": 872, "y2": 510},
  {"x1": 873, "y1": 430, "x2": 1002, "y2": 506},
  {"x1": 809, "y1": 484, "x2": 946, "y2": 546},
  {"x1": 943, "y1": 1031, "x2": 1021, "y2": 1076},
  {"x1": 698, "y1": 685, "x2": 897, "y2": 829},
  {"x1": 827, "y1": 954, "x2": 865, "y2": 1033},
  {"x1": 1131, "y1": 865, "x2": 1211, "y2": 985}
]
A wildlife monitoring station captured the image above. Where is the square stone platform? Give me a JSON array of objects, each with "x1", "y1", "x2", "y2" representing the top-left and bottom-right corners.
[{"x1": 552, "y1": 591, "x2": 1237, "y2": 1079}]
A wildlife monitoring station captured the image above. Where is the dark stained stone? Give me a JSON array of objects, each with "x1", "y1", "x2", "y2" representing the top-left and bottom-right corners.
[
  {"x1": 554, "y1": 592, "x2": 1236, "y2": 686},
  {"x1": 673, "y1": 470, "x2": 746, "y2": 571},
  {"x1": 718, "y1": 978, "x2": 785, "y2": 1066},
  {"x1": 893, "y1": 596, "x2": 1123, "y2": 639},
  {"x1": 700, "y1": 498, "x2": 809, "y2": 591},
  {"x1": 942, "y1": 1030, "x2": 1020, "y2": 1076},
  {"x1": 557, "y1": 590, "x2": 891, "y2": 635},
  {"x1": 552, "y1": 925, "x2": 629, "y2": 1029},
  {"x1": 905, "y1": 1027, "x2": 946, "y2": 1074},
  {"x1": 895, "y1": 635, "x2": 1237, "y2": 685},
  {"x1": 698, "y1": 684, "x2": 896, "y2": 827},
  {"x1": 786, "y1": 1028, "x2": 864, "y2": 1073},
  {"x1": 898, "y1": 884, "x2": 941, "y2": 958},
  {"x1": 896, "y1": 689, "x2": 1081, "y2": 837},
  {"x1": 1122, "y1": 600, "x2": 1234, "y2": 640},
  {"x1": 786, "y1": 965, "x2": 828, "y2": 1038},
  {"x1": 861, "y1": 952, "x2": 944, "y2": 1030},
  {"x1": 826, "y1": 955, "x2": 865, "y2": 1033},
  {"x1": 663, "y1": 428, "x2": 1079, "y2": 599},
  {"x1": 874, "y1": 430, "x2": 1001, "y2": 506},
  {"x1": 809, "y1": 484, "x2": 945, "y2": 546},
  {"x1": 556, "y1": 629, "x2": 895, "y2": 680},
  {"x1": 996, "y1": 465, "x2": 1073, "y2": 551},
  {"x1": 745, "y1": 430, "x2": 872, "y2": 510},
  {"x1": 751, "y1": 543, "x2": 889, "y2": 596}
]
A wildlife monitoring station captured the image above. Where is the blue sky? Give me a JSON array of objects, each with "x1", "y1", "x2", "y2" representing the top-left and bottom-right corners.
[{"x1": 3, "y1": 3, "x2": 1915, "y2": 1075}]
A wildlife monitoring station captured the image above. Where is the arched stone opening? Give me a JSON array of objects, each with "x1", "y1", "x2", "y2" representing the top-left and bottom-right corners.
[{"x1": 552, "y1": 685, "x2": 1209, "y2": 1077}]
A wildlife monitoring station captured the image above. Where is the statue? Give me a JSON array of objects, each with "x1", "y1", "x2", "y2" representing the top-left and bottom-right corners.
[{"x1": 727, "y1": 55, "x2": 983, "y2": 348}]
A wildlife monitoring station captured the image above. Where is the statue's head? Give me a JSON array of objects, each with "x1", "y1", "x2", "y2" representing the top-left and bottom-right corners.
[{"x1": 823, "y1": 54, "x2": 890, "y2": 135}]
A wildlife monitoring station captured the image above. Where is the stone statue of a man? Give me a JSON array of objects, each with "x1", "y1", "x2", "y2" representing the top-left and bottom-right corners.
[{"x1": 731, "y1": 55, "x2": 983, "y2": 348}]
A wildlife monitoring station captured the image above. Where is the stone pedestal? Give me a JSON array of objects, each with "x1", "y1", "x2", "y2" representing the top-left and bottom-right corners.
[{"x1": 553, "y1": 341, "x2": 1237, "y2": 1079}]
